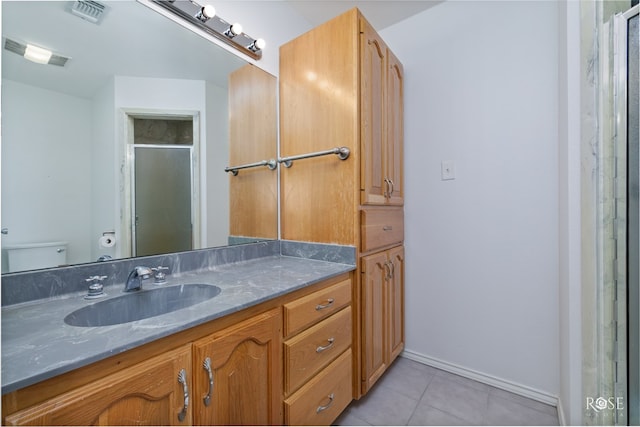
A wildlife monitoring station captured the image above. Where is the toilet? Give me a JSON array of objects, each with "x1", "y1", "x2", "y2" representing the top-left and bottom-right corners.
[{"x1": 5, "y1": 242, "x2": 68, "y2": 272}]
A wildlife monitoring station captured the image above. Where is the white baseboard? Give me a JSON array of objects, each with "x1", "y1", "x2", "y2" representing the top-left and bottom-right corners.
[{"x1": 401, "y1": 349, "x2": 559, "y2": 407}]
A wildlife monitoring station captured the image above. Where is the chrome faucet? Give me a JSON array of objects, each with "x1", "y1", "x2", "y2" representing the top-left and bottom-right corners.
[{"x1": 124, "y1": 266, "x2": 153, "y2": 292}]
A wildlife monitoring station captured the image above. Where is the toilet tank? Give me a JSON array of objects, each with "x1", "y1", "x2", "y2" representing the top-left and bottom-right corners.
[{"x1": 4, "y1": 242, "x2": 68, "y2": 273}]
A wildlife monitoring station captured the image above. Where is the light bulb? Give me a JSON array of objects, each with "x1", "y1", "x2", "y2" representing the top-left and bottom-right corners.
[
  {"x1": 195, "y1": 4, "x2": 215, "y2": 22},
  {"x1": 24, "y1": 44, "x2": 52, "y2": 64},
  {"x1": 224, "y1": 23, "x2": 243, "y2": 38},
  {"x1": 230, "y1": 23, "x2": 243, "y2": 36},
  {"x1": 202, "y1": 4, "x2": 215, "y2": 18},
  {"x1": 248, "y1": 38, "x2": 265, "y2": 52}
]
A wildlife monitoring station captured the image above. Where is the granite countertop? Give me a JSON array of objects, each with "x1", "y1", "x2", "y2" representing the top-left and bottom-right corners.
[{"x1": 1, "y1": 255, "x2": 355, "y2": 394}]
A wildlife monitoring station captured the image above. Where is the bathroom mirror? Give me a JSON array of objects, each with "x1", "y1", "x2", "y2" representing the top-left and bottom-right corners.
[{"x1": 0, "y1": 0, "x2": 278, "y2": 274}]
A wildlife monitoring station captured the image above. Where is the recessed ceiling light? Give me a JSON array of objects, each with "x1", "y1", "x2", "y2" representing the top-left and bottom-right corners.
[
  {"x1": 3, "y1": 38, "x2": 70, "y2": 67},
  {"x1": 24, "y1": 44, "x2": 52, "y2": 64}
]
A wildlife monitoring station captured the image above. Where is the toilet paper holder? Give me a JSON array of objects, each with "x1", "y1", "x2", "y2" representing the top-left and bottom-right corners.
[{"x1": 99, "y1": 231, "x2": 116, "y2": 248}]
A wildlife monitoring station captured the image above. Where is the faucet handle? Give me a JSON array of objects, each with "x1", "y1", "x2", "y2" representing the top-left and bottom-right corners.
[
  {"x1": 151, "y1": 266, "x2": 169, "y2": 285},
  {"x1": 84, "y1": 276, "x2": 107, "y2": 299}
]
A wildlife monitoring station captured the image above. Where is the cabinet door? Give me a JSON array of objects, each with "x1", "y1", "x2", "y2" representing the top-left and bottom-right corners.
[
  {"x1": 387, "y1": 246, "x2": 405, "y2": 362},
  {"x1": 386, "y1": 49, "x2": 404, "y2": 206},
  {"x1": 360, "y1": 18, "x2": 388, "y2": 206},
  {"x1": 5, "y1": 345, "x2": 192, "y2": 426},
  {"x1": 193, "y1": 308, "x2": 282, "y2": 426},
  {"x1": 361, "y1": 251, "x2": 388, "y2": 391}
]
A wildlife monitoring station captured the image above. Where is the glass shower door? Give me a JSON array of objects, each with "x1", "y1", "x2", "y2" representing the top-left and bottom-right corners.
[{"x1": 133, "y1": 146, "x2": 193, "y2": 257}]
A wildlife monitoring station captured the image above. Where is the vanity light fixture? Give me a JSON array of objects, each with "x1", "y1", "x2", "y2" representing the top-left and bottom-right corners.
[
  {"x1": 151, "y1": 1, "x2": 265, "y2": 60},
  {"x1": 194, "y1": 4, "x2": 215, "y2": 22},
  {"x1": 223, "y1": 23, "x2": 243, "y2": 39}
]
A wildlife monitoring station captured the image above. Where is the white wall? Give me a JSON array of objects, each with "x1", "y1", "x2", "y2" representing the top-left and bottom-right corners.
[
  {"x1": 1, "y1": 80, "x2": 93, "y2": 268},
  {"x1": 381, "y1": 1, "x2": 560, "y2": 400},
  {"x1": 557, "y1": 0, "x2": 583, "y2": 423},
  {"x1": 205, "y1": 81, "x2": 230, "y2": 247},
  {"x1": 91, "y1": 78, "x2": 117, "y2": 261}
]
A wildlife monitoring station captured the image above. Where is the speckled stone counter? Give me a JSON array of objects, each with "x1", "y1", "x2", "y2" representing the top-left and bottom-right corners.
[{"x1": 1, "y1": 241, "x2": 355, "y2": 394}]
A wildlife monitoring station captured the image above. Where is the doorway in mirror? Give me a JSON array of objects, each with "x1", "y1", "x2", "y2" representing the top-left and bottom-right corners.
[{"x1": 122, "y1": 112, "x2": 201, "y2": 258}]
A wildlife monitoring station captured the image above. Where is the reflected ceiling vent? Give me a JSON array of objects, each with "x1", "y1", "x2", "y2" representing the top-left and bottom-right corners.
[
  {"x1": 69, "y1": 0, "x2": 108, "y2": 25},
  {"x1": 3, "y1": 38, "x2": 70, "y2": 67}
]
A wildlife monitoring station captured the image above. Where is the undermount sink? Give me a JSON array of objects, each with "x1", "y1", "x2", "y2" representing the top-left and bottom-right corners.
[{"x1": 64, "y1": 284, "x2": 222, "y2": 327}]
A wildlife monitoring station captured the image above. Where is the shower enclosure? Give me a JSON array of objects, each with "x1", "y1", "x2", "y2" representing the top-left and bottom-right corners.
[
  {"x1": 611, "y1": 4, "x2": 639, "y2": 425},
  {"x1": 623, "y1": 7, "x2": 639, "y2": 424}
]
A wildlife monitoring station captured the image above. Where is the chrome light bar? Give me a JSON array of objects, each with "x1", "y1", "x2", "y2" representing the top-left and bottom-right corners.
[{"x1": 151, "y1": 0, "x2": 264, "y2": 60}]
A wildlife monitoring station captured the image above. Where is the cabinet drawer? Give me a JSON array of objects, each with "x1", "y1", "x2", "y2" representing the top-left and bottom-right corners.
[
  {"x1": 284, "y1": 349, "x2": 353, "y2": 426},
  {"x1": 284, "y1": 306, "x2": 352, "y2": 395},
  {"x1": 361, "y1": 207, "x2": 404, "y2": 252},
  {"x1": 284, "y1": 278, "x2": 351, "y2": 337}
]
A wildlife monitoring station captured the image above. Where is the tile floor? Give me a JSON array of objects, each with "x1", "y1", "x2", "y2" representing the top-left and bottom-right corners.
[{"x1": 334, "y1": 357, "x2": 559, "y2": 426}]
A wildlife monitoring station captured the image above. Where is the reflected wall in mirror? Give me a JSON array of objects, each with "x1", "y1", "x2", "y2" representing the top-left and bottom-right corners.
[{"x1": 0, "y1": 1, "x2": 278, "y2": 274}]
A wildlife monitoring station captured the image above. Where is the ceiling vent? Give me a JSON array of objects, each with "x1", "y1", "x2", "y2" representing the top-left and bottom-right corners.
[
  {"x1": 3, "y1": 38, "x2": 70, "y2": 67},
  {"x1": 69, "y1": 0, "x2": 107, "y2": 25}
]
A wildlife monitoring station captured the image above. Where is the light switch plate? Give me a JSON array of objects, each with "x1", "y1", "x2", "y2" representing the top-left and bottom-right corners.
[{"x1": 441, "y1": 160, "x2": 456, "y2": 180}]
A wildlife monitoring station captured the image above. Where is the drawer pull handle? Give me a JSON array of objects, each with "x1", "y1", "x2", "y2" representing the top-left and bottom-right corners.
[
  {"x1": 203, "y1": 357, "x2": 214, "y2": 407},
  {"x1": 317, "y1": 393, "x2": 335, "y2": 413},
  {"x1": 177, "y1": 368, "x2": 189, "y2": 422},
  {"x1": 315, "y1": 298, "x2": 335, "y2": 310},
  {"x1": 316, "y1": 337, "x2": 335, "y2": 353},
  {"x1": 383, "y1": 226, "x2": 393, "y2": 231}
]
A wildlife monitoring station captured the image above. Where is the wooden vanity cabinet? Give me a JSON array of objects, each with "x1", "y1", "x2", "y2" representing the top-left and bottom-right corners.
[
  {"x1": 192, "y1": 308, "x2": 282, "y2": 426},
  {"x1": 360, "y1": 18, "x2": 404, "y2": 207},
  {"x1": 283, "y1": 277, "x2": 354, "y2": 425},
  {"x1": 4, "y1": 345, "x2": 192, "y2": 426},
  {"x1": 280, "y1": 7, "x2": 405, "y2": 398},
  {"x1": 361, "y1": 246, "x2": 405, "y2": 391},
  {"x1": 2, "y1": 274, "x2": 354, "y2": 426}
]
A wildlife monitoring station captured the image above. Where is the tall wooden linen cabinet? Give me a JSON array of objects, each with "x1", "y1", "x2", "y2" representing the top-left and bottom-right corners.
[{"x1": 280, "y1": 7, "x2": 404, "y2": 398}]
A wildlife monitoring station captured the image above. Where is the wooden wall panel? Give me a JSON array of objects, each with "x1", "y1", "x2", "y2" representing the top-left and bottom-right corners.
[
  {"x1": 279, "y1": 9, "x2": 360, "y2": 245},
  {"x1": 228, "y1": 64, "x2": 278, "y2": 240}
]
